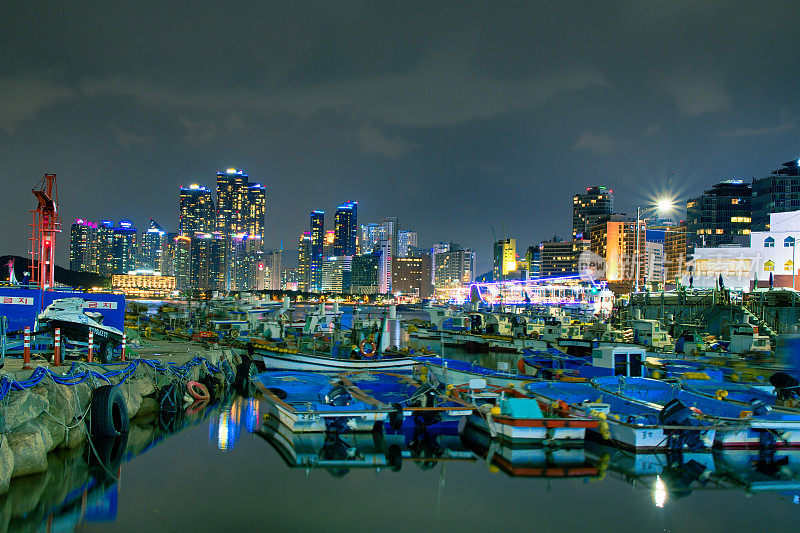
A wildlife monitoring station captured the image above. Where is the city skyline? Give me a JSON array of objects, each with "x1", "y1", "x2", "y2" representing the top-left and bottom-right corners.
[{"x1": 3, "y1": 3, "x2": 800, "y2": 274}]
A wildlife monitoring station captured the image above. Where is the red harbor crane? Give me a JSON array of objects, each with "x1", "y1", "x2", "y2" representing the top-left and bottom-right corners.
[{"x1": 30, "y1": 173, "x2": 61, "y2": 296}]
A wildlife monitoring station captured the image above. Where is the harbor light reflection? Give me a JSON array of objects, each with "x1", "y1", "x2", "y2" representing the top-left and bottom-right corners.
[{"x1": 654, "y1": 475, "x2": 667, "y2": 508}]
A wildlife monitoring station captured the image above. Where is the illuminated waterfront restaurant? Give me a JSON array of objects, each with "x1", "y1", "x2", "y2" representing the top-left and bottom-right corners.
[
  {"x1": 112, "y1": 270, "x2": 177, "y2": 298},
  {"x1": 435, "y1": 275, "x2": 614, "y2": 316}
]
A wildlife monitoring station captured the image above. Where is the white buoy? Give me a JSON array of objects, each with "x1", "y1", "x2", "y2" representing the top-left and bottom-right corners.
[{"x1": 388, "y1": 305, "x2": 397, "y2": 319}]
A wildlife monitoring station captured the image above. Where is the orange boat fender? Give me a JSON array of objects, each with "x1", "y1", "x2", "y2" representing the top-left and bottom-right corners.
[
  {"x1": 517, "y1": 358, "x2": 526, "y2": 374},
  {"x1": 187, "y1": 380, "x2": 210, "y2": 401}
]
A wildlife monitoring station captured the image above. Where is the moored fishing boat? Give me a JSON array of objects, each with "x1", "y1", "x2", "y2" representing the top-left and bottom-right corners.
[
  {"x1": 252, "y1": 341, "x2": 418, "y2": 372},
  {"x1": 525, "y1": 380, "x2": 715, "y2": 452},
  {"x1": 415, "y1": 356, "x2": 534, "y2": 390},
  {"x1": 592, "y1": 376, "x2": 800, "y2": 449},
  {"x1": 457, "y1": 386, "x2": 598, "y2": 445},
  {"x1": 339, "y1": 371, "x2": 474, "y2": 428},
  {"x1": 251, "y1": 372, "x2": 392, "y2": 432}
]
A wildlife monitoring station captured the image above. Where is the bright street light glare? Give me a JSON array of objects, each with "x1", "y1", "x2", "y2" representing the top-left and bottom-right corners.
[{"x1": 656, "y1": 198, "x2": 674, "y2": 213}]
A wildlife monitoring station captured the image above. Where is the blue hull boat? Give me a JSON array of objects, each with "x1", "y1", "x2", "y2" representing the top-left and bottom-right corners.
[
  {"x1": 339, "y1": 371, "x2": 474, "y2": 429},
  {"x1": 415, "y1": 356, "x2": 532, "y2": 390},
  {"x1": 251, "y1": 372, "x2": 392, "y2": 433},
  {"x1": 525, "y1": 380, "x2": 714, "y2": 452},
  {"x1": 592, "y1": 376, "x2": 800, "y2": 449}
]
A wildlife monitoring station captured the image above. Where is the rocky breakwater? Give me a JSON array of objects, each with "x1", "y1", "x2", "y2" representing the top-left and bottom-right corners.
[{"x1": 0, "y1": 347, "x2": 246, "y2": 494}]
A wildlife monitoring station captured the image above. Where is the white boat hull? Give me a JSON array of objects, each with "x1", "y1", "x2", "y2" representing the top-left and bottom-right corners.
[{"x1": 257, "y1": 349, "x2": 417, "y2": 372}]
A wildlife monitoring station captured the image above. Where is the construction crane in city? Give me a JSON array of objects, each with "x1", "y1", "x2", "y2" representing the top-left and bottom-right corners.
[{"x1": 30, "y1": 173, "x2": 60, "y2": 297}]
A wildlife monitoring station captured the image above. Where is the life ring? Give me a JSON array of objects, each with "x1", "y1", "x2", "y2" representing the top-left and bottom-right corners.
[
  {"x1": 90, "y1": 385, "x2": 130, "y2": 437},
  {"x1": 360, "y1": 340, "x2": 376, "y2": 357},
  {"x1": 187, "y1": 380, "x2": 210, "y2": 401}
]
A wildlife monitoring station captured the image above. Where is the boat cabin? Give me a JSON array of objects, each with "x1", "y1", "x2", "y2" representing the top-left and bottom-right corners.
[
  {"x1": 629, "y1": 319, "x2": 671, "y2": 349},
  {"x1": 590, "y1": 346, "x2": 646, "y2": 377},
  {"x1": 210, "y1": 319, "x2": 251, "y2": 339},
  {"x1": 728, "y1": 323, "x2": 771, "y2": 354}
]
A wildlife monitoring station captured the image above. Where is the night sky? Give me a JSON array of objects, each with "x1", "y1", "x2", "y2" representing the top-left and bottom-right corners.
[{"x1": 2, "y1": 1, "x2": 800, "y2": 273}]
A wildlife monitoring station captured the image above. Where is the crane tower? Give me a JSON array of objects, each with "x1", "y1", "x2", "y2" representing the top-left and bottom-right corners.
[{"x1": 30, "y1": 173, "x2": 61, "y2": 293}]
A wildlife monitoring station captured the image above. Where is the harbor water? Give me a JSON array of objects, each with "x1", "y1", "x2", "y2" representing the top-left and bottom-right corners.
[{"x1": 17, "y1": 392, "x2": 798, "y2": 532}]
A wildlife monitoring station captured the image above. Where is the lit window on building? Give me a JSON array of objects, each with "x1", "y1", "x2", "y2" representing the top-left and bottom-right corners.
[
  {"x1": 785, "y1": 260, "x2": 794, "y2": 272},
  {"x1": 785, "y1": 236, "x2": 795, "y2": 247},
  {"x1": 764, "y1": 260, "x2": 775, "y2": 272},
  {"x1": 765, "y1": 237, "x2": 775, "y2": 248}
]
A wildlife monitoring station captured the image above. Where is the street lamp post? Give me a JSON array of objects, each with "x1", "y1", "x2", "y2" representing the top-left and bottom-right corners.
[{"x1": 635, "y1": 199, "x2": 674, "y2": 294}]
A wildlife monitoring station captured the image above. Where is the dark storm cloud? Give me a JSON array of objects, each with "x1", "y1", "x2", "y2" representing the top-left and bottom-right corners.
[{"x1": 1, "y1": 1, "x2": 800, "y2": 272}]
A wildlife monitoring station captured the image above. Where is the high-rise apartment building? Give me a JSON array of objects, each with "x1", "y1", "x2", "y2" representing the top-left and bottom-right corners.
[
  {"x1": 398, "y1": 230, "x2": 418, "y2": 258},
  {"x1": 309, "y1": 211, "x2": 325, "y2": 292},
  {"x1": 111, "y1": 221, "x2": 137, "y2": 275},
  {"x1": 686, "y1": 180, "x2": 752, "y2": 253},
  {"x1": 573, "y1": 186, "x2": 613, "y2": 240},
  {"x1": 431, "y1": 242, "x2": 451, "y2": 287},
  {"x1": 752, "y1": 159, "x2": 800, "y2": 231},
  {"x1": 392, "y1": 257, "x2": 424, "y2": 297},
  {"x1": 333, "y1": 201, "x2": 358, "y2": 256},
  {"x1": 179, "y1": 184, "x2": 215, "y2": 236},
  {"x1": 434, "y1": 248, "x2": 476, "y2": 288},
  {"x1": 540, "y1": 240, "x2": 589, "y2": 276},
  {"x1": 139, "y1": 218, "x2": 166, "y2": 272},
  {"x1": 350, "y1": 253, "x2": 380, "y2": 294},
  {"x1": 381, "y1": 217, "x2": 399, "y2": 256},
  {"x1": 360, "y1": 223, "x2": 386, "y2": 254},
  {"x1": 664, "y1": 223, "x2": 687, "y2": 283},
  {"x1": 526, "y1": 245, "x2": 542, "y2": 278},
  {"x1": 262, "y1": 250, "x2": 282, "y2": 291},
  {"x1": 589, "y1": 214, "x2": 645, "y2": 283},
  {"x1": 322, "y1": 256, "x2": 352, "y2": 293},
  {"x1": 190, "y1": 233, "x2": 223, "y2": 292},
  {"x1": 216, "y1": 169, "x2": 249, "y2": 237},
  {"x1": 297, "y1": 231, "x2": 311, "y2": 292},
  {"x1": 378, "y1": 240, "x2": 392, "y2": 293},
  {"x1": 245, "y1": 183, "x2": 267, "y2": 248},
  {"x1": 70, "y1": 219, "x2": 97, "y2": 272},
  {"x1": 172, "y1": 235, "x2": 191, "y2": 291},
  {"x1": 493, "y1": 239, "x2": 516, "y2": 282}
]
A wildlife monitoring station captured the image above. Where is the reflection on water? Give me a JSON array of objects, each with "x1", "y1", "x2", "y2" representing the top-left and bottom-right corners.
[
  {"x1": 209, "y1": 396, "x2": 262, "y2": 451},
  {"x1": 4, "y1": 389, "x2": 800, "y2": 531}
]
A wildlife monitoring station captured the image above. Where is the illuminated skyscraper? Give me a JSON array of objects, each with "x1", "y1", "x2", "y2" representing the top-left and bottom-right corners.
[
  {"x1": 309, "y1": 211, "x2": 325, "y2": 292},
  {"x1": 216, "y1": 169, "x2": 249, "y2": 237},
  {"x1": 333, "y1": 201, "x2": 358, "y2": 256},
  {"x1": 173, "y1": 235, "x2": 192, "y2": 291},
  {"x1": 573, "y1": 186, "x2": 613, "y2": 240},
  {"x1": 434, "y1": 247, "x2": 476, "y2": 288},
  {"x1": 493, "y1": 238, "x2": 516, "y2": 282},
  {"x1": 398, "y1": 230, "x2": 417, "y2": 258},
  {"x1": 140, "y1": 218, "x2": 166, "y2": 272},
  {"x1": 179, "y1": 184, "x2": 215, "y2": 236},
  {"x1": 245, "y1": 183, "x2": 267, "y2": 250},
  {"x1": 95, "y1": 220, "x2": 115, "y2": 277},
  {"x1": 297, "y1": 231, "x2": 311, "y2": 292},
  {"x1": 70, "y1": 219, "x2": 97, "y2": 272},
  {"x1": 190, "y1": 233, "x2": 223, "y2": 292},
  {"x1": 112, "y1": 220, "x2": 137, "y2": 275},
  {"x1": 360, "y1": 223, "x2": 385, "y2": 254},
  {"x1": 262, "y1": 250, "x2": 282, "y2": 291}
]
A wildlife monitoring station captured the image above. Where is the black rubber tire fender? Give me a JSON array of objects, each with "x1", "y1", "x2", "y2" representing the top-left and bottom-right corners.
[
  {"x1": 90, "y1": 385, "x2": 130, "y2": 437},
  {"x1": 89, "y1": 432, "x2": 129, "y2": 480}
]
